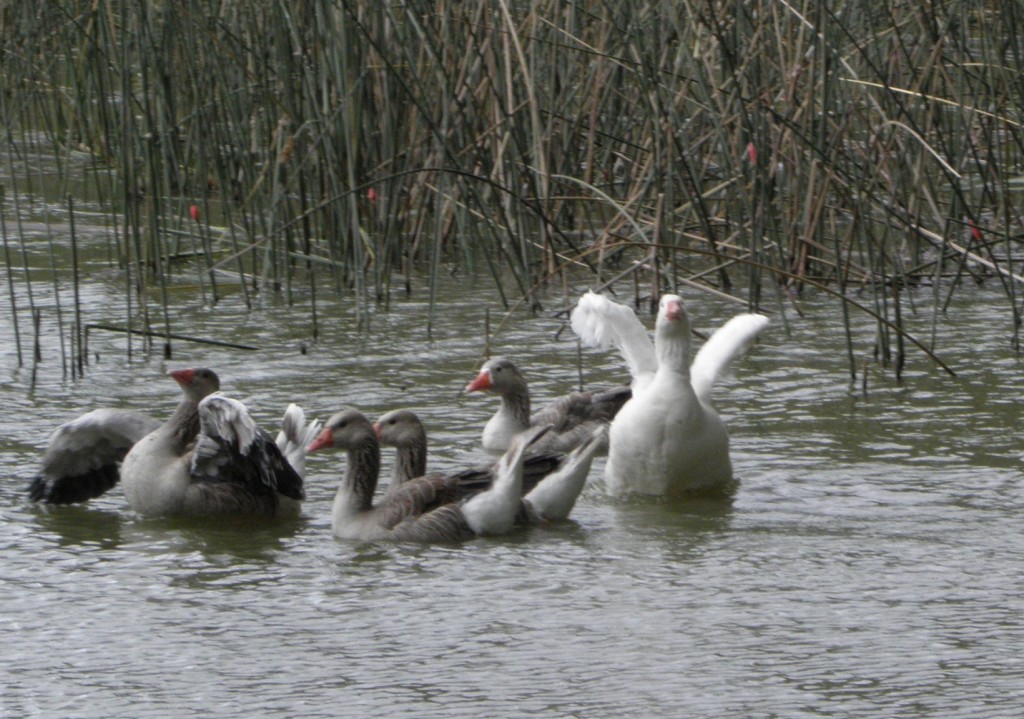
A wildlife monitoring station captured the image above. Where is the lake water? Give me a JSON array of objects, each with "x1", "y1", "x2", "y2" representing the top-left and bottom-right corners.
[{"x1": 2, "y1": 230, "x2": 1024, "y2": 717}]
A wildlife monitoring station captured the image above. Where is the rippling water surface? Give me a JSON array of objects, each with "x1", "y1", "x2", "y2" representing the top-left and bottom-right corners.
[{"x1": 3, "y1": 254, "x2": 1023, "y2": 717}]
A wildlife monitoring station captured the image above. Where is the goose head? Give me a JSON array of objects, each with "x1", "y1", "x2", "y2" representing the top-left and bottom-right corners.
[
  {"x1": 464, "y1": 357, "x2": 526, "y2": 397},
  {"x1": 654, "y1": 295, "x2": 692, "y2": 370},
  {"x1": 307, "y1": 407, "x2": 376, "y2": 453},
  {"x1": 655, "y1": 294, "x2": 689, "y2": 334},
  {"x1": 373, "y1": 409, "x2": 426, "y2": 449},
  {"x1": 169, "y1": 367, "x2": 220, "y2": 402}
]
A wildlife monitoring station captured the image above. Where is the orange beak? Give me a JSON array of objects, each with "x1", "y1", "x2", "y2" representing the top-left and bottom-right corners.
[
  {"x1": 465, "y1": 369, "x2": 492, "y2": 393},
  {"x1": 307, "y1": 428, "x2": 334, "y2": 453},
  {"x1": 169, "y1": 368, "x2": 195, "y2": 386}
]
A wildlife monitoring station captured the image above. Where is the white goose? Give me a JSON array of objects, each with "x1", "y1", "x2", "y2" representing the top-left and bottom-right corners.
[
  {"x1": 307, "y1": 407, "x2": 547, "y2": 542},
  {"x1": 571, "y1": 292, "x2": 768, "y2": 497},
  {"x1": 374, "y1": 408, "x2": 603, "y2": 524}
]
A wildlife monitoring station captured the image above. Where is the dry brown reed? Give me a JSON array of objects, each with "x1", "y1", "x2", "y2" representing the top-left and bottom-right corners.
[{"x1": 2, "y1": 1, "x2": 1024, "y2": 376}]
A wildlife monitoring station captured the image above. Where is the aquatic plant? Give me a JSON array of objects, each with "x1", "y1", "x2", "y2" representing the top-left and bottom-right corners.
[{"x1": 2, "y1": 1, "x2": 1022, "y2": 378}]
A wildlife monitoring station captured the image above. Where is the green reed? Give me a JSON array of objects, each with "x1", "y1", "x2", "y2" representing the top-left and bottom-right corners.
[{"x1": 2, "y1": 1, "x2": 1023, "y2": 377}]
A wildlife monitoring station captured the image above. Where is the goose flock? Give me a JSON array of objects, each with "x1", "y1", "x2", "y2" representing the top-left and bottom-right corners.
[{"x1": 27, "y1": 292, "x2": 768, "y2": 542}]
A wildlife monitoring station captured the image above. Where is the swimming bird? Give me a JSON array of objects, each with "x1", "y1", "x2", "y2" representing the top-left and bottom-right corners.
[
  {"x1": 118, "y1": 369, "x2": 306, "y2": 517},
  {"x1": 30, "y1": 369, "x2": 317, "y2": 517},
  {"x1": 28, "y1": 368, "x2": 221, "y2": 505},
  {"x1": 374, "y1": 408, "x2": 602, "y2": 523},
  {"x1": 464, "y1": 356, "x2": 629, "y2": 453},
  {"x1": 571, "y1": 292, "x2": 768, "y2": 497},
  {"x1": 308, "y1": 407, "x2": 547, "y2": 542}
]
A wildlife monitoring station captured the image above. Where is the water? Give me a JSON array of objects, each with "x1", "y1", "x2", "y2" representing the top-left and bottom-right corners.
[{"x1": 3, "y1": 235, "x2": 1024, "y2": 717}]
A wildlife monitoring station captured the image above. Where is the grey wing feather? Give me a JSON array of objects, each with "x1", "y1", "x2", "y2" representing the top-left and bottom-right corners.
[
  {"x1": 446, "y1": 451, "x2": 564, "y2": 498},
  {"x1": 29, "y1": 409, "x2": 161, "y2": 504},
  {"x1": 389, "y1": 503, "x2": 473, "y2": 544},
  {"x1": 388, "y1": 503, "x2": 474, "y2": 543},
  {"x1": 529, "y1": 385, "x2": 629, "y2": 448},
  {"x1": 372, "y1": 475, "x2": 462, "y2": 531}
]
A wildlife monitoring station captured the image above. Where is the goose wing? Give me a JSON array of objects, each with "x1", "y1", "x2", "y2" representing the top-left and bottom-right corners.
[
  {"x1": 372, "y1": 474, "x2": 462, "y2": 531},
  {"x1": 522, "y1": 425, "x2": 604, "y2": 522},
  {"x1": 274, "y1": 403, "x2": 321, "y2": 479},
  {"x1": 387, "y1": 503, "x2": 474, "y2": 543},
  {"x1": 191, "y1": 395, "x2": 304, "y2": 501},
  {"x1": 531, "y1": 385, "x2": 630, "y2": 431},
  {"x1": 30, "y1": 408, "x2": 161, "y2": 504},
  {"x1": 689, "y1": 313, "x2": 769, "y2": 404},
  {"x1": 571, "y1": 291, "x2": 657, "y2": 390}
]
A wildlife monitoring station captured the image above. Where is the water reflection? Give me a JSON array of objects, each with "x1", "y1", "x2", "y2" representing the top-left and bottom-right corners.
[
  {"x1": 28, "y1": 503, "x2": 125, "y2": 549},
  {"x1": 27, "y1": 502, "x2": 308, "y2": 563},
  {"x1": 151, "y1": 515, "x2": 306, "y2": 558},
  {"x1": 4, "y1": 254, "x2": 1024, "y2": 716}
]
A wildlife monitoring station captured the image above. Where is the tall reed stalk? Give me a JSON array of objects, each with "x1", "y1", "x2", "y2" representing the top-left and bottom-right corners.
[
  {"x1": 2, "y1": 1, "x2": 1023, "y2": 376},
  {"x1": 1, "y1": 185, "x2": 23, "y2": 367}
]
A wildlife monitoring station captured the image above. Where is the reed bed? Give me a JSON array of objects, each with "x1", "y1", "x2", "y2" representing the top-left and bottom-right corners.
[{"x1": 2, "y1": 1, "x2": 1023, "y2": 378}]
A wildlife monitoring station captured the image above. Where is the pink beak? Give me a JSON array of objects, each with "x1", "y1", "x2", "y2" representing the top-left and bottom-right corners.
[{"x1": 665, "y1": 299, "x2": 683, "y2": 321}]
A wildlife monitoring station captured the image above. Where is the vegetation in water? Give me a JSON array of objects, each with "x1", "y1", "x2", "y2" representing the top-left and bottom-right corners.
[{"x1": 2, "y1": 1, "x2": 1023, "y2": 379}]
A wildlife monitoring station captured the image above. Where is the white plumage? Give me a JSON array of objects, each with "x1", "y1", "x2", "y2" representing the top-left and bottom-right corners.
[
  {"x1": 198, "y1": 395, "x2": 258, "y2": 455},
  {"x1": 275, "y1": 403, "x2": 322, "y2": 480},
  {"x1": 460, "y1": 427, "x2": 539, "y2": 536},
  {"x1": 571, "y1": 292, "x2": 768, "y2": 498},
  {"x1": 521, "y1": 425, "x2": 605, "y2": 521},
  {"x1": 570, "y1": 291, "x2": 658, "y2": 392}
]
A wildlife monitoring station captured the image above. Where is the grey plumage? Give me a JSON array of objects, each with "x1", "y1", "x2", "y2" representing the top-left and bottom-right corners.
[
  {"x1": 29, "y1": 409, "x2": 161, "y2": 504},
  {"x1": 313, "y1": 407, "x2": 539, "y2": 542},
  {"x1": 465, "y1": 356, "x2": 628, "y2": 453}
]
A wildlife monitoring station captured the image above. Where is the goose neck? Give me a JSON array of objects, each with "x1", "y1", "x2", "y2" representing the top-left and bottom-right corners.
[
  {"x1": 164, "y1": 397, "x2": 201, "y2": 453},
  {"x1": 499, "y1": 386, "x2": 531, "y2": 427},
  {"x1": 393, "y1": 437, "x2": 427, "y2": 485},
  {"x1": 340, "y1": 436, "x2": 380, "y2": 511},
  {"x1": 656, "y1": 327, "x2": 692, "y2": 376}
]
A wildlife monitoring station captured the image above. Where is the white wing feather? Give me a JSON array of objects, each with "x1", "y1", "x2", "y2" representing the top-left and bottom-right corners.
[
  {"x1": 197, "y1": 395, "x2": 257, "y2": 454},
  {"x1": 690, "y1": 313, "x2": 770, "y2": 404},
  {"x1": 275, "y1": 403, "x2": 321, "y2": 479},
  {"x1": 462, "y1": 425, "x2": 543, "y2": 536},
  {"x1": 522, "y1": 424, "x2": 604, "y2": 521},
  {"x1": 570, "y1": 291, "x2": 657, "y2": 389}
]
